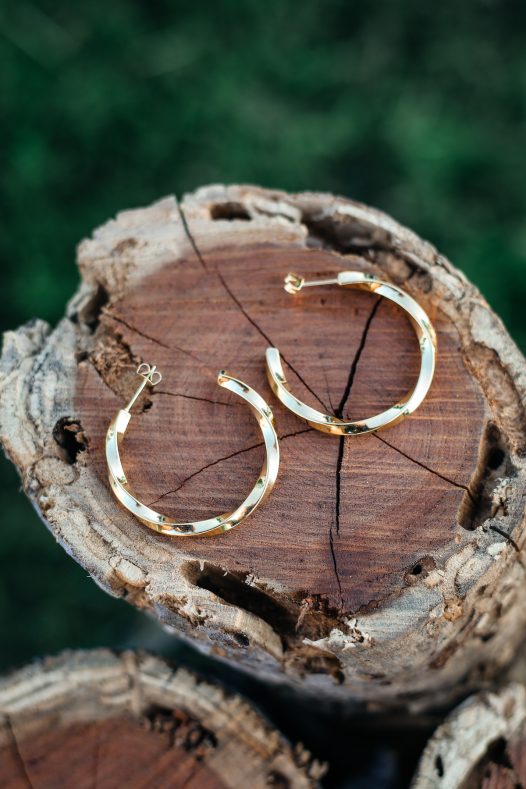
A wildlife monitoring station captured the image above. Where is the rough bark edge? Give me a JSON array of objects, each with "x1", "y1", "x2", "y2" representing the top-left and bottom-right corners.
[
  {"x1": 185, "y1": 183, "x2": 526, "y2": 449},
  {"x1": 0, "y1": 649, "x2": 324, "y2": 788},
  {"x1": 0, "y1": 186, "x2": 525, "y2": 710},
  {"x1": 410, "y1": 683, "x2": 526, "y2": 789},
  {"x1": 178, "y1": 185, "x2": 526, "y2": 706}
]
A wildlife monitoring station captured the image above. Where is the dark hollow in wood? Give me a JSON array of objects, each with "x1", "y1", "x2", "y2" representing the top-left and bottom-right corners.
[
  {"x1": 0, "y1": 650, "x2": 321, "y2": 789},
  {"x1": 1, "y1": 718, "x2": 224, "y2": 789},
  {"x1": 411, "y1": 683, "x2": 526, "y2": 788},
  {"x1": 2, "y1": 185, "x2": 526, "y2": 708},
  {"x1": 78, "y1": 243, "x2": 484, "y2": 613}
]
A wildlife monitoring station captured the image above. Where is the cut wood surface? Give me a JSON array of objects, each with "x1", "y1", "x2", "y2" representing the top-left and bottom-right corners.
[
  {"x1": 411, "y1": 683, "x2": 526, "y2": 789},
  {"x1": 0, "y1": 649, "x2": 321, "y2": 789},
  {"x1": 1, "y1": 184, "x2": 526, "y2": 708}
]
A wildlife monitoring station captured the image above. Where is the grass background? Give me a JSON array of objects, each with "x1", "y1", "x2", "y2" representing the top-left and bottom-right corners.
[{"x1": 1, "y1": 1, "x2": 525, "y2": 784}]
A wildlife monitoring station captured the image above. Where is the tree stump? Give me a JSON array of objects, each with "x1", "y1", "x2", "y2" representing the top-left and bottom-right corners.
[
  {"x1": 411, "y1": 683, "x2": 526, "y2": 788},
  {"x1": 0, "y1": 649, "x2": 321, "y2": 788},
  {"x1": 1, "y1": 184, "x2": 526, "y2": 710}
]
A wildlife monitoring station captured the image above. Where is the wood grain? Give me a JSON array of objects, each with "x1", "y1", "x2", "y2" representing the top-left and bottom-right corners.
[
  {"x1": 1, "y1": 719, "x2": 224, "y2": 789},
  {"x1": 1, "y1": 185, "x2": 526, "y2": 708},
  {"x1": 0, "y1": 650, "x2": 321, "y2": 789},
  {"x1": 79, "y1": 243, "x2": 485, "y2": 613}
]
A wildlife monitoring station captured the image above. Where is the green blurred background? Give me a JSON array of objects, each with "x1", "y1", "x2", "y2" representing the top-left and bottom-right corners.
[{"x1": 0, "y1": 1, "x2": 525, "y2": 783}]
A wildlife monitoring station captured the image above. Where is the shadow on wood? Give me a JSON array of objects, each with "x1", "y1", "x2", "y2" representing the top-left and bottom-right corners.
[{"x1": 1, "y1": 185, "x2": 525, "y2": 711}]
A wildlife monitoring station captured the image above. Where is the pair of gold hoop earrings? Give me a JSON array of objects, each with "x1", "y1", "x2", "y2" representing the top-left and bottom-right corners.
[{"x1": 106, "y1": 270, "x2": 437, "y2": 537}]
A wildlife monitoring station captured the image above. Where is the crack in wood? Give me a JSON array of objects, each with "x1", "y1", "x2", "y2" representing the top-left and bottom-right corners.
[
  {"x1": 179, "y1": 763, "x2": 205, "y2": 789},
  {"x1": 177, "y1": 201, "x2": 209, "y2": 273},
  {"x1": 177, "y1": 201, "x2": 352, "y2": 607},
  {"x1": 4, "y1": 715, "x2": 34, "y2": 789},
  {"x1": 373, "y1": 433, "x2": 475, "y2": 500},
  {"x1": 125, "y1": 199, "x2": 507, "y2": 615},
  {"x1": 156, "y1": 390, "x2": 238, "y2": 408},
  {"x1": 147, "y1": 427, "x2": 312, "y2": 507},
  {"x1": 334, "y1": 438, "x2": 345, "y2": 539},
  {"x1": 490, "y1": 524, "x2": 520, "y2": 553},
  {"x1": 328, "y1": 521, "x2": 343, "y2": 605},
  {"x1": 330, "y1": 298, "x2": 382, "y2": 608},
  {"x1": 92, "y1": 724, "x2": 101, "y2": 789},
  {"x1": 215, "y1": 264, "x2": 331, "y2": 412},
  {"x1": 109, "y1": 314, "x2": 170, "y2": 349},
  {"x1": 106, "y1": 315, "x2": 217, "y2": 380},
  {"x1": 177, "y1": 203, "x2": 393, "y2": 611},
  {"x1": 7, "y1": 186, "x2": 525, "y2": 715},
  {"x1": 177, "y1": 203, "x2": 330, "y2": 412},
  {"x1": 336, "y1": 298, "x2": 382, "y2": 419}
]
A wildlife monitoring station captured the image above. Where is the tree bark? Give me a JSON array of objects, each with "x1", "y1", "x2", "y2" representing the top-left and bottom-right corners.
[
  {"x1": 0, "y1": 649, "x2": 321, "y2": 789},
  {"x1": 411, "y1": 683, "x2": 526, "y2": 788},
  {"x1": 1, "y1": 184, "x2": 525, "y2": 710}
]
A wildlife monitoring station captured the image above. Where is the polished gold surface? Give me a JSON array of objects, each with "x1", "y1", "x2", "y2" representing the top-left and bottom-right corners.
[
  {"x1": 267, "y1": 271, "x2": 437, "y2": 435},
  {"x1": 106, "y1": 364, "x2": 280, "y2": 536}
]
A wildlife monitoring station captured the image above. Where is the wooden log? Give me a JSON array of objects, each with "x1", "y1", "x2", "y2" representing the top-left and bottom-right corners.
[
  {"x1": 0, "y1": 649, "x2": 322, "y2": 788},
  {"x1": 1, "y1": 184, "x2": 525, "y2": 710},
  {"x1": 411, "y1": 683, "x2": 526, "y2": 788}
]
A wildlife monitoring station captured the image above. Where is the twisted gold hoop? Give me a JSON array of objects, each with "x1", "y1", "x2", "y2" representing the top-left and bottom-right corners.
[
  {"x1": 106, "y1": 364, "x2": 280, "y2": 536},
  {"x1": 266, "y1": 271, "x2": 437, "y2": 436}
]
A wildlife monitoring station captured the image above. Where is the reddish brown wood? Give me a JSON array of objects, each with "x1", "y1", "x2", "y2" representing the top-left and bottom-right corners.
[
  {"x1": 3, "y1": 186, "x2": 526, "y2": 708},
  {"x1": 480, "y1": 764, "x2": 517, "y2": 789},
  {"x1": 0, "y1": 718, "x2": 223, "y2": 789},
  {"x1": 78, "y1": 243, "x2": 485, "y2": 612},
  {"x1": 0, "y1": 650, "x2": 321, "y2": 789},
  {"x1": 508, "y1": 725, "x2": 526, "y2": 783}
]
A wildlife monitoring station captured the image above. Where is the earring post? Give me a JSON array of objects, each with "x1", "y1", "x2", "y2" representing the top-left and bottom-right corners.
[
  {"x1": 299, "y1": 278, "x2": 341, "y2": 288},
  {"x1": 283, "y1": 272, "x2": 340, "y2": 294},
  {"x1": 125, "y1": 364, "x2": 162, "y2": 412}
]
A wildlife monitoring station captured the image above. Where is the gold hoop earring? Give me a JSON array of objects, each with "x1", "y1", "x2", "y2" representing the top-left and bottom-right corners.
[
  {"x1": 106, "y1": 363, "x2": 280, "y2": 536},
  {"x1": 266, "y1": 271, "x2": 437, "y2": 436}
]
